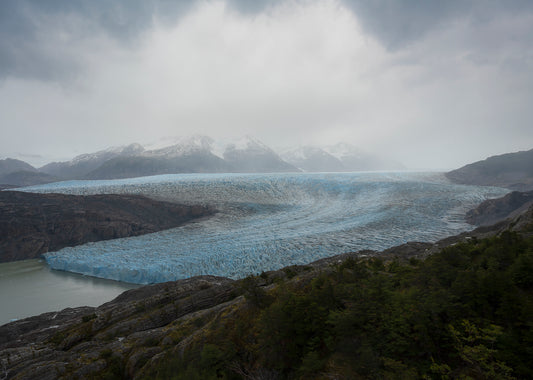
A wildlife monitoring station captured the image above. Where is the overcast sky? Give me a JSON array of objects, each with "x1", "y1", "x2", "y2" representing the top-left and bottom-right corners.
[{"x1": 1, "y1": 0, "x2": 532, "y2": 169}]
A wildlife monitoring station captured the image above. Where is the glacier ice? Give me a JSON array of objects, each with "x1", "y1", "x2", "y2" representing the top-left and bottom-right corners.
[{"x1": 21, "y1": 172, "x2": 508, "y2": 284}]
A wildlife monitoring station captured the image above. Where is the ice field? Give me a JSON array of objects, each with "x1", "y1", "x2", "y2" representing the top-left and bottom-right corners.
[{"x1": 20, "y1": 172, "x2": 508, "y2": 284}]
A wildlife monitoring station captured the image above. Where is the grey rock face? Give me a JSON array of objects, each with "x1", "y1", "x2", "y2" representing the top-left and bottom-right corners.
[
  {"x1": 0, "y1": 191, "x2": 214, "y2": 262},
  {"x1": 465, "y1": 190, "x2": 533, "y2": 226}
]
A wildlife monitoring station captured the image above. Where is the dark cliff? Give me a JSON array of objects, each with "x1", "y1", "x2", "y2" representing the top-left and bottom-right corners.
[{"x1": 0, "y1": 191, "x2": 214, "y2": 262}]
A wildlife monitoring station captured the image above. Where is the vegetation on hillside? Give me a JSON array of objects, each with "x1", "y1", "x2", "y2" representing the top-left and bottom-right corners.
[{"x1": 140, "y1": 230, "x2": 533, "y2": 379}]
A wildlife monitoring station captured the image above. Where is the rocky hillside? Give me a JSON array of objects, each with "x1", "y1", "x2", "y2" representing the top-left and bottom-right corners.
[
  {"x1": 0, "y1": 191, "x2": 214, "y2": 262},
  {"x1": 0, "y1": 158, "x2": 36, "y2": 177},
  {"x1": 1, "y1": 204, "x2": 532, "y2": 379},
  {"x1": 0, "y1": 170, "x2": 58, "y2": 187},
  {"x1": 446, "y1": 148, "x2": 533, "y2": 190},
  {"x1": 40, "y1": 144, "x2": 145, "y2": 180},
  {"x1": 465, "y1": 190, "x2": 533, "y2": 226},
  {"x1": 0, "y1": 158, "x2": 57, "y2": 187}
]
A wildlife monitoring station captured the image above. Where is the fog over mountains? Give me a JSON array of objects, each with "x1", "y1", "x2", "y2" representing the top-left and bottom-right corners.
[
  {"x1": 281, "y1": 144, "x2": 404, "y2": 172},
  {"x1": 1, "y1": 136, "x2": 404, "y2": 186}
]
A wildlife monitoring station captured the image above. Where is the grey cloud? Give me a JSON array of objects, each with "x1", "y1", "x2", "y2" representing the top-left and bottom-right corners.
[
  {"x1": 3, "y1": 0, "x2": 533, "y2": 81},
  {"x1": 225, "y1": 0, "x2": 280, "y2": 14},
  {"x1": 0, "y1": 0, "x2": 196, "y2": 81},
  {"x1": 0, "y1": 0, "x2": 285, "y2": 82},
  {"x1": 0, "y1": 0, "x2": 531, "y2": 169},
  {"x1": 342, "y1": 0, "x2": 533, "y2": 49},
  {"x1": 343, "y1": 0, "x2": 464, "y2": 49}
]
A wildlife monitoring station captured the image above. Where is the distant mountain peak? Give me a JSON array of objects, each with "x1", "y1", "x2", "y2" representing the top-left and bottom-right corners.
[
  {"x1": 70, "y1": 143, "x2": 145, "y2": 165},
  {"x1": 0, "y1": 158, "x2": 37, "y2": 177},
  {"x1": 222, "y1": 136, "x2": 298, "y2": 173},
  {"x1": 280, "y1": 145, "x2": 344, "y2": 172},
  {"x1": 146, "y1": 135, "x2": 215, "y2": 158},
  {"x1": 35, "y1": 135, "x2": 403, "y2": 180},
  {"x1": 323, "y1": 142, "x2": 364, "y2": 160},
  {"x1": 225, "y1": 135, "x2": 272, "y2": 153}
]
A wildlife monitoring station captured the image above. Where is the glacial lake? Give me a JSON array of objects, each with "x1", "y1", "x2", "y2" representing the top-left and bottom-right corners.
[
  {"x1": 2, "y1": 171, "x2": 508, "y2": 324},
  {"x1": 0, "y1": 259, "x2": 138, "y2": 325}
]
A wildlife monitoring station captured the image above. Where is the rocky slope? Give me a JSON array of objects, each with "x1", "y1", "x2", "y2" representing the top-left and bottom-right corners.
[
  {"x1": 0, "y1": 159, "x2": 57, "y2": 187},
  {"x1": 0, "y1": 191, "x2": 214, "y2": 262},
  {"x1": 85, "y1": 152, "x2": 229, "y2": 179},
  {"x1": 465, "y1": 190, "x2": 533, "y2": 226},
  {"x1": 446, "y1": 148, "x2": 533, "y2": 190},
  {"x1": 1, "y1": 201, "x2": 531, "y2": 379},
  {"x1": 222, "y1": 136, "x2": 299, "y2": 173},
  {"x1": 39, "y1": 144, "x2": 145, "y2": 180},
  {"x1": 0, "y1": 170, "x2": 59, "y2": 187},
  {"x1": 0, "y1": 276, "x2": 237, "y2": 379},
  {"x1": 0, "y1": 158, "x2": 37, "y2": 177}
]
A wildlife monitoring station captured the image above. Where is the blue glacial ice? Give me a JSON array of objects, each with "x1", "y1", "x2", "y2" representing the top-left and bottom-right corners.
[{"x1": 20, "y1": 172, "x2": 508, "y2": 284}]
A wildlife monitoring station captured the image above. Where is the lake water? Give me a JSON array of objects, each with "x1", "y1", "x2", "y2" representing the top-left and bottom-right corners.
[{"x1": 0, "y1": 259, "x2": 138, "y2": 325}]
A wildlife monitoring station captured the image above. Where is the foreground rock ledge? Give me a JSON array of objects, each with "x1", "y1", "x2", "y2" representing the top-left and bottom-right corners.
[{"x1": 0, "y1": 191, "x2": 215, "y2": 262}]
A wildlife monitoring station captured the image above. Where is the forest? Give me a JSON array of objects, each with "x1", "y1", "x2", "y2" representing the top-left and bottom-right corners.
[{"x1": 138, "y1": 229, "x2": 533, "y2": 379}]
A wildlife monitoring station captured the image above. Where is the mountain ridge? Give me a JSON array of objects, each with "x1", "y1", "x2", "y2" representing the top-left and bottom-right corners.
[
  {"x1": 446, "y1": 148, "x2": 533, "y2": 191},
  {"x1": 3, "y1": 136, "x2": 407, "y2": 185},
  {"x1": 0, "y1": 158, "x2": 37, "y2": 177}
]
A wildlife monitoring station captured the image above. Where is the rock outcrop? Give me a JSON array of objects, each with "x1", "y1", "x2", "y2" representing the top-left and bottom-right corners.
[
  {"x1": 0, "y1": 191, "x2": 214, "y2": 262},
  {"x1": 0, "y1": 276, "x2": 237, "y2": 380},
  {"x1": 465, "y1": 190, "x2": 533, "y2": 226}
]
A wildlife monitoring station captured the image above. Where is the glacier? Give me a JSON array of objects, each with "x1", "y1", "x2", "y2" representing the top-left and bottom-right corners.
[{"x1": 20, "y1": 172, "x2": 508, "y2": 284}]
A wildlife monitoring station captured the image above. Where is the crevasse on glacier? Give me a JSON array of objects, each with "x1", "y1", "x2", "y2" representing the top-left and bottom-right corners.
[{"x1": 22, "y1": 172, "x2": 507, "y2": 284}]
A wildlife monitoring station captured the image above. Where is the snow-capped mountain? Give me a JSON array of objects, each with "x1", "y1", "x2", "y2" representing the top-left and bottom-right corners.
[
  {"x1": 280, "y1": 143, "x2": 403, "y2": 172},
  {"x1": 280, "y1": 146, "x2": 344, "y2": 172},
  {"x1": 34, "y1": 136, "x2": 403, "y2": 181},
  {"x1": 144, "y1": 135, "x2": 215, "y2": 158},
  {"x1": 324, "y1": 143, "x2": 404, "y2": 171},
  {"x1": 86, "y1": 136, "x2": 228, "y2": 179},
  {"x1": 40, "y1": 143, "x2": 145, "y2": 179},
  {"x1": 85, "y1": 135, "x2": 297, "y2": 179},
  {"x1": 223, "y1": 136, "x2": 299, "y2": 173},
  {"x1": 71, "y1": 143, "x2": 145, "y2": 164}
]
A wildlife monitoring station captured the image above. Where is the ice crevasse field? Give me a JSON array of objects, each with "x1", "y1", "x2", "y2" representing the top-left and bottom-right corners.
[{"x1": 20, "y1": 172, "x2": 508, "y2": 284}]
